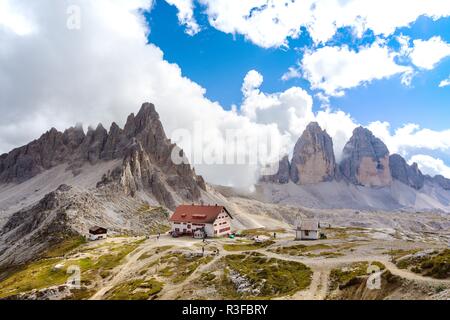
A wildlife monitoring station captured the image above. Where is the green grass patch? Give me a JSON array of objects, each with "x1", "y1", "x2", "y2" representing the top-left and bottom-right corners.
[
  {"x1": 200, "y1": 272, "x2": 217, "y2": 284},
  {"x1": 65, "y1": 287, "x2": 97, "y2": 300},
  {"x1": 157, "y1": 252, "x2": 213, "y2": 284},
  {"x1": 385, "y1": 249, "x2": 421, "y2": 263},
  {"x1": 137, "y1": 204, "x2": 169, "y2": 217},
  {"x1": 0, "y1": 259, "x2": 68, "y2": 298},
  {"x1": 138, "y1": 246, "x2": 173, "y2": 261},
  {"x1": 105, "y1": 278, "x2": 163, "y2": 300},
  {"x1": 43, "y1": 236, "x2": 87, "y2": 258},
  {"x1": 327, "y1": 227, "x2": 367, "y2": 239},
  {"x1": 72, "y1": 241, "x2": 143, "y2": 284},
  {"x1": 238, "y1": 228, "x2": 285, "y2": 238},
  {"x1": 395, "y1": 249, "x2": 449, "y2": 279},
  {"x1": 221, "y1": 253, "x2": 312, "y2": 299},
  {"x1": 223, "y1": 241, "x2": 275, "y2": 252},
  {"x1": 330, "y1": 261, "x2": 386, "y2": 290},
  {"x1": 270, "y1": 243, "x2": 332, "y2": 256}
]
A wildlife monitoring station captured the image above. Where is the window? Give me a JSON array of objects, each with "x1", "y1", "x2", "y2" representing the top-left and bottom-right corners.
[
  {"x1": 305, "y1": 231, "x2": 309, "y2": 236},
  {"x1": 187, "y1": 225, "x2": 191, "y2": 229},
  {"x1": 219, "y1": 227, "x2": 231, "y2": 233}
]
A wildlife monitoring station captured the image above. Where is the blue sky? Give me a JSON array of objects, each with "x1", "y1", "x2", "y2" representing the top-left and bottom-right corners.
[{"x1": 147, "y1": 1, "x2": 450, "y2": 130}]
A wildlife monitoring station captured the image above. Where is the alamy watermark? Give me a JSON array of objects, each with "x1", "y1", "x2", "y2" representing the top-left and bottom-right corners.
[
  {"x1": 67, "y1": 5, "x2": 81, "y2": 30},
  {"x1": 170, "y1": 121, "x2": 283, "y2": 176},
  {"x1": 366, "y1": 263, "x2": 382, "y2": 290},
  {"x1": 66, "y1": 265, "x2": 81, "y2": 289}
]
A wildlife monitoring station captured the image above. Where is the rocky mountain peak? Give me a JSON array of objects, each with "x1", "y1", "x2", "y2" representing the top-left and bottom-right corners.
[
  {"x1": 290, "y1": 122, "x2": 336, "y2": 185},
  {"x1": 260, "y1": 155, "x2": 291, "y2": 184},
  {"x1": 389, "y1": 154, "x2": 424, "y2": 190},
  {"x1": 0, "y1": 103, "x2": 206, "y2": 209},
  {"x1": 340, "y1": 126, "x2": 392, "y2": 187}
]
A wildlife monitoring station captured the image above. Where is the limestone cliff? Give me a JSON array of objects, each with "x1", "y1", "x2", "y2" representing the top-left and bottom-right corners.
[
  {"x1": 340, "y1": 127, "x2": 392, "y2": 187},
  {"x1": 290, "y1": 122, "x2": 336, "y2": 185}
]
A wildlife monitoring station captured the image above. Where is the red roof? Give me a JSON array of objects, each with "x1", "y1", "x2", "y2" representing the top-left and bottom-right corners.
[{"x1": 169, "y1": 205, "x2": 232, "y2": 224}]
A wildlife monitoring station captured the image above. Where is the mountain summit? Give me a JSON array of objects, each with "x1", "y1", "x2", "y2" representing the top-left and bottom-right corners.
[
  {"x1": 290, "y1": 122, "x2": 337, "y2": 185},
  {"x1": 340, "y1": 126, "x2": 392, "y2": 187}
]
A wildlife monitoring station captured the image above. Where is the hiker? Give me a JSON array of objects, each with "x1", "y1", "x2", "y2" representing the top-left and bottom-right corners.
[
  {"x1": 273, "y1": 232, "x2": 277, "y2": 239},
  {"x1": 202, "y1": 246, "x2": 205, "y2": 256}
]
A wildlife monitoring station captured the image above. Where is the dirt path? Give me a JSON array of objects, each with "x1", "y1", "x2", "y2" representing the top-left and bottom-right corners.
[
  {"x1": 89, "y1": 246, "x2": 146, "y2": 300},
  {"x1": 158, "y1": 254, "x2": 221, "y2": 300},
  {"x1": 261, "y1": 250, "x2": 450, "y2": 284},
  {"x1": 88, "y1": 236, "x2": 449, "y2": 301},
  {"x1": 89, "y1": 238, "x2": 171, "y2": 300}
]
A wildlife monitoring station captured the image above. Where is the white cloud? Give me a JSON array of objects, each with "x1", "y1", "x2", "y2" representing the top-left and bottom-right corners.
[
  {"x1": 198, "y1": 0, "x2": 450, "y2": 48},
  {"x1": 367, "y1": 122, "x2": 450, "y2": 157},
  {"x1": 301, "y1": 42, "x2": 412, "y2": 96},
  {"x1": 241, "y1": 70, "x2": 264, "y2": 95},
  {"x1": 164, "y1": 0, "x2": 200, "y2": 36},
  {"x1": 439, "y1": 75, "x2": 450, "y2": 88},
  {"x1": 281, "y1": 66, "x2": 302, "y2": 81},
  {"x1": 240, "y1": 70, "x2": 357, "y2": 161},
  {"x1": 409, "y1": 155, "x2": 450, "y2": 179},
  {"x1": 0, "y1": 0, "x2": 35, "y2": 35},
  {"x1": 409, "y1": 36, "x2": 450, "y2": 70}
]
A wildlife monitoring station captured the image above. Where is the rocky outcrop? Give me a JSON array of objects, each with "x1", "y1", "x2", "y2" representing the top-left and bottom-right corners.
[
  {"x1": 389, "y1": 154, "x2": 424, "y2": 190},
  {"x1": 426, "y1": 175, "x2": 450, "y2": 190},
  {"x1": 290, "y1": 122, "x2": 336, "y2": 185},
  {"x1": 0, "y1": 183, "x2": 172, "y2": 270},
  {"x1": 0, "y1": 102, "x2": 206, "y2": 209},
  {"x1": 260, "y1": 155, "x2": 291, "y2": 184},
  {"x1": 340, "y1": 127, "x2": 392, "y2": 187},
  {"x1": 0, "y1": 128, "x2": 79, "y2": 183}
]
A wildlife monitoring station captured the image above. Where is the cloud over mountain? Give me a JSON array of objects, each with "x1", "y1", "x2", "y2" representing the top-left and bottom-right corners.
[{"x1": 1, "y1": 0, "x2": 449, "y2": 189}]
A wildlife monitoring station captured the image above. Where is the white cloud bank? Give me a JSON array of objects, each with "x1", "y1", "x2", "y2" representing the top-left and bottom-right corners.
[
  {"x1": 367, "y1": 122, "x2": 450, "y2": 156},
  {"x1": 198, "y1": 0, "x2": 450, "y2": 48},
  {"x1": 409, "y1": 36, "x2": 450, "y2": 70},
  {"x1": 409, "y1": 155, "x2": 450, "y2": 179},
  {"x1": 301, "y1": 42, "x2": 412, "y2": 96},
  {"x1": 240, "y1": 70, "x2": 357, "y2": 161}
]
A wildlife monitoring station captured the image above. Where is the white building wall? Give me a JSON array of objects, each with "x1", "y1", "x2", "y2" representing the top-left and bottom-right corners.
[
  {"x1": 89, "y1": 234, "x2": 107, "y2": 241},
  {"x1": 213, "y1": 210, "x2": 232, "y2": 237},
  {"x1": 170, "y1": 209, "x2": 232, "y2": 238},
  {"x1": 296, "y1": 230, "x2": 319, "y2": 240}
]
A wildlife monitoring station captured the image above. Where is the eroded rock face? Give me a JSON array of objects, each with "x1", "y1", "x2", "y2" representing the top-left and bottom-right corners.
[
  {"x1": 260, "y1": 155, "x2": 291, "y2": 184},
  {"x1": 426, "y1": 175, "x2": 450, "y2": 190},
  {"x1": 389, "y1": 154, "x2": 424, "y2": 190},
  {"x1": 340, "y1": 127, "x2": 392, "y2": 187},
  {"x1": 290, "y1": 122, "x2": 336, "y2": 185}
]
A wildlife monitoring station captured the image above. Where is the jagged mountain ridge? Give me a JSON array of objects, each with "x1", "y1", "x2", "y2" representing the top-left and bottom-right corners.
[
  {"x1": 0, "y1": 103, "x2": 206, "y2": 210},
  {"x1": 260, "y1": 122, "x2": 450, "y2": 212},
  {"x1": 263, "y1": 123, "x2": 450, "y2": 191}
]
